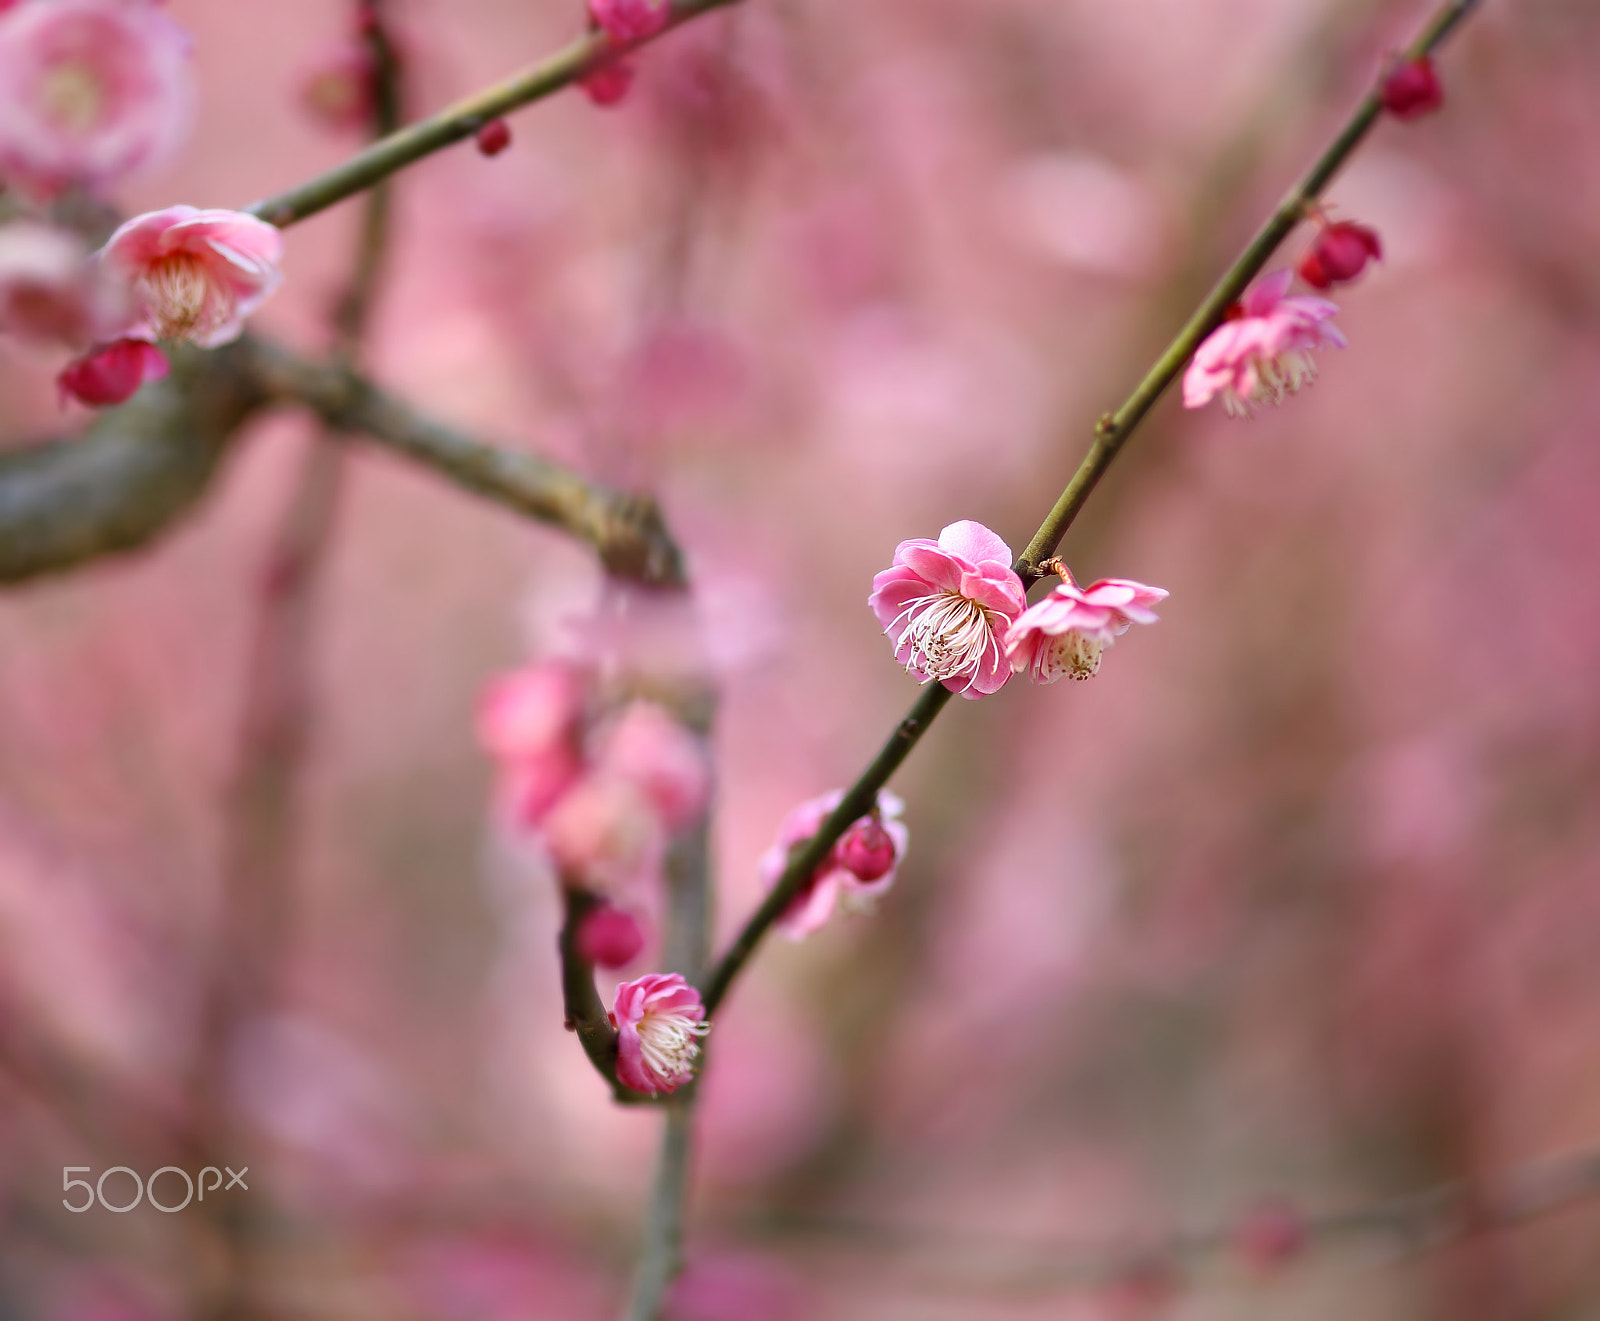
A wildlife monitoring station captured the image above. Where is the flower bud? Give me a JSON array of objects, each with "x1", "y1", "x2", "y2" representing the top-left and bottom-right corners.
[
  {"x1": 1297, "y1": 220, "x2": 1381, "y2": 290},
  {"x1": 838, "y1": 817, "x2": 896, "y2": 882},
  {"x1": 1380, "y1": 54, "x2": 1443, "y2": 120},
  {"x1": 475, "y1": 118, "x2": 511, "y2": 157},
  {"x1": 299, "y1": 42, "x2": 375, "y2": 132},
  {"x1": 575, "y1": 903, "x2": 647, "y2": 969},
  {"x1": 56, "y1": 337, "x2": 168, "y2": 407},
  {"x1": 579, "y1": 60, "x2": 635, "y2": 107}
]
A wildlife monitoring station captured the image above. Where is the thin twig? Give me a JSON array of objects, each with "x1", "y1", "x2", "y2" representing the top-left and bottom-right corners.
[
  {"x1": 627, "y1": 1104, "x2": 696, "y2": 1320},
  {"x1": 696, "y1": 0, "x2": 1483, "y2": 1016},
  {"x1": 245, "y1": 0, "x2": 742, "y2": 230}
]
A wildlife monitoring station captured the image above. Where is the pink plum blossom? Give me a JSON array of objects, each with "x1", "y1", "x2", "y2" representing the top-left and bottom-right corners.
[
  {"x1": 868, "y1": 520, "x2": 1027, "y2": 698},
  {"x1": 1181, "y1": 269, "x2": 1345, "y2": 416},
  {"x1": 56, "y1": 335, "x2": 166, "y2": 407},
  {"x1": 0, "y1": 0, "x2": 194, "y2": 198},
  {"x1": 98, "y1": 206, "x2": 284, "y2": 348},
  {"x1": 759, "y1": 789, "x2": 908, "y2": 940},
  {"x1": 610, "y1": 972, "x2": 708, "y2": 1096},
  {"x1": 589, "y1": 0, "x2": 670, "y2": 43},
  {"x1": 540, "y1": 772, "x2": 661, "y2": 890},
  {"x1": 477, "y1": 661, "x2": 585, "y2": 826},
  {"x1": 1004, "y1": 572, "x2": 1167, "y2": 684},
  {"x1": 0, "y1": 220, "x2": 128, "y2": 348},
  {"x1": 298, "y1": 39, "x2": 376, "y2": 133},
  {"x1": 595, "y1": 700, "x2": 710, "y2": 831},
  {"x1": 476, "y1": 662, "x2": 584, "y2": 764}
]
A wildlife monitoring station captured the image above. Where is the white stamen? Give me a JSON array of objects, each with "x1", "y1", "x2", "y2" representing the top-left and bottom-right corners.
[
  {"x1": 636, "y1": 1008, "x2": 709, "y2": 1082},
  {"x1": 889, "y1": 589, "x2": 1004, "y2": 691}
]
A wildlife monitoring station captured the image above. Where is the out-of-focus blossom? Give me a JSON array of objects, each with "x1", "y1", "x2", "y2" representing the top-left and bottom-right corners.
[
  {"x1": 1298, "y1": 219, "x2": 1382, "y2": 289},
  {"x1": 477, "y1": 662, "x2": 584, "y2": 764},
  {"x1": 759, "y1": 789, "x2": 908, "y2": 940},
  {"x1": 578, "y1": 58, "x2": 634, "y2": 107},
  {"x1": 589, "y1": 0, "x2": 669, "y2": 43},
  {"x1": 664, "y1": 1253, "x2": 805, "y2": 1321},
  {"x1": 477, "y1": 662, "x2": 585, "y2": 825},
  {"x1": 540, "y1": 772, "x2": 661, "y2": 889},
  {"x1": 1005, "y1": 573, "x2": 1167, "y2": 684},
  {"x1": 0, "y1": 0, "x2": 194, "y2": 198},
  {"x1": 610, "y1": 972, "x2": 708, "y2": 1096},
  {"x1": 0, "y1": 220, "x2": 128, "y2": 348},
  {"x1": 1233, "y1": 1199, "x2": 1309, "y2": 1274},
  {"x1": 868, "y1": 520, "x2": 1026, "y2": 698},
  {"x1": 56, "y1": 334, "x2": 166, "y2": 407},
  {"x1": 1380, "y1": 53, "x2": 1443, "y2": 119},
  {"x1": 574, "y1": 902, "x2": 647, "y2": 969},
  {"x1": 298, "y1": 40, "x2": 375, "y2": 132},
  {"x1": 596, "y1": 700, "x2": 710, "y2": 831},
  {"x1": 98, "y1": 206, "x2": 284, "y2": 348},
  {"x1": 1181, "y1": 270, "x2": 1345, "y2": 416},
  {"x1": 474, "y1": 117, "x2": 511, "y2": 157}
]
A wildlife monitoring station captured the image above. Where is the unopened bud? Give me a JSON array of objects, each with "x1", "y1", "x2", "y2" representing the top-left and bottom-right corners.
[
  {"x1": 1297, "y1": 220, "x2": 1381, "y2": 289},
  {"x1": 1380, "y1": 54, "x2": 1443, "y2": 120},
  {"x1": 575, "y1": 903, "x2": 647, "y2": 969},
  {"x1": 475, "y1": 118, "x2": 512, "y2": 157},
  {"x1": 57, "y1": 339, "x2": 168, "y2": 408},
  {"x1": 839, "y1": 817, "x2": 896, "y2": 882}
]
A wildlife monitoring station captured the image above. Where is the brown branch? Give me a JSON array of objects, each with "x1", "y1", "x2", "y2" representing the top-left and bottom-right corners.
[
  {"x1": 244, "y1": 339, "x2": 687, "y2": 587},
  {"x1": 0, "y1": 341, "x2": 269, "y2": 584},
  {"x1": 739, "y1": 1141, "x2": 1600, "y2": 1296}
]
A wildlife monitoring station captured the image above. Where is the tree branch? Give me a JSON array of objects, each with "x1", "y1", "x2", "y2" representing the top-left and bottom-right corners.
[
  {"x1": 696, "y1": 0, "x2": 1483, "y2": 1016},
  {"x1": 245, "y1": 339, "x2": 687, "y2": 588},
  {"x1": 740, "y1": 1140, "x2": 1600, "y2": 1295},
  {"x1": 245, "y1": 0, "x2": 743, "y2": 230},
  {"x1": 0, "y1": 341, "x2": 269, "y2": 584}
]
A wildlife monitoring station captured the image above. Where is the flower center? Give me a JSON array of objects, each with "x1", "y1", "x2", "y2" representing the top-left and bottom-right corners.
[
  {"x1": 891, "y1": 590, "x2": 1003, "y2": 689},
  {"x1": 39, "y1": 61, "x2": 105, "y2": 134},
  {"x1": 143, "y1": 253, "x2": 211, "y2": 338},
  {"x1": 636, "y1": 1009, "x2": 709, "y2": 1082},
  {"x1": 1040, "y1": 630, "x2": 1102, "y2": 682}
]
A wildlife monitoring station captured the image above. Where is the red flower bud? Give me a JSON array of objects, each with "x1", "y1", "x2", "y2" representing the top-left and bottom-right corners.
[
  {"x1": 575, "y1": 903, "x2": 647, "y2": 969},
  {"x1": 1297, "y1": 220, "x2": 1382, "y2": 289},
  {"x1": 839, "y1": 817, "x2": 897, "y2": 882},
  {"x1": 580, "y1": 60, "x2": 635, "y2": 108},
  {"x1": 475, "y1": 118, "x2": 512, "y2": 157},
  {"x1": 1380, "y1": 55, "x2": 1443, "y2": 120},
  {"x1": 57, "y1": 338, "x2": 168, "y2": 408}
]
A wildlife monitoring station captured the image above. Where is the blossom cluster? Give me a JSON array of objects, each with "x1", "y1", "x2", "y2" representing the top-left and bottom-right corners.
[
  {"x1": 0, "y1": 2, "x2": 285, "y2": 406},
  {"x1": 478, "y1": 662, "x2": 714, "y2": 1096},
  {"x1": 869, "y1": 521, "x2": 1168, "y2": 701},
  {"x1": 760, "y1": 789, "x2": 909, "y2": 940}
]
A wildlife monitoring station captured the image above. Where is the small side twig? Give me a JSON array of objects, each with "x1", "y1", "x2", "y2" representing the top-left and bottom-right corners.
[{"x1": 245, "y1": 0, "x2": 743, "y2": 230}]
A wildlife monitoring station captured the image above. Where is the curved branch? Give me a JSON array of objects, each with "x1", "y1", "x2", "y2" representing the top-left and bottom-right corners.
[
  {"x1": 245, "y1": 340, "x2": 687, "y2": 587},
  {"x1": 0, "y1": 341, "x2": 269, "y2": 584}
]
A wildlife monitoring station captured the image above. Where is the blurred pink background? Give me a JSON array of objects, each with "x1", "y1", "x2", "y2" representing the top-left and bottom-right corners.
[{"x1": 3, "y1": 0, "x2": 1599, "y2": 1317}]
